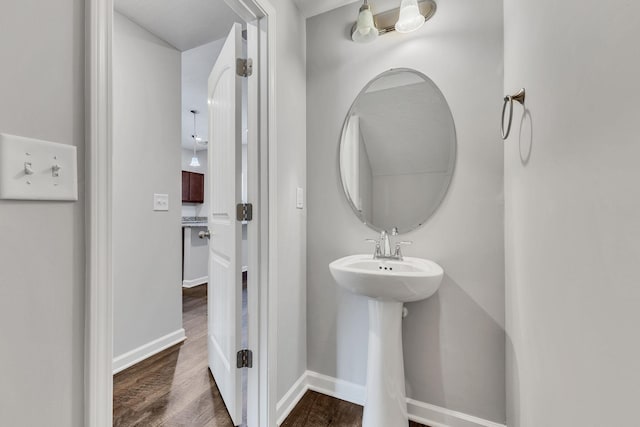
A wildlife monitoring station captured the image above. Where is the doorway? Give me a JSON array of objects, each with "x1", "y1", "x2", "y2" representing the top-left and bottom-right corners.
[{"x1": 85, "y1": 0, "x2": 276, "y2": 426}]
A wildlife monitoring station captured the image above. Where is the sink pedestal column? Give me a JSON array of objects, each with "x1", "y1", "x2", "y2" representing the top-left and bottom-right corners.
[{"x1": 363, "y1": 300, "x2": 408, "y2": 427}]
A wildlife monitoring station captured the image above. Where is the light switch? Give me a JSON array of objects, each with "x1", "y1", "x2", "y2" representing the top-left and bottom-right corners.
[
  {"x1": 296, "y1": 187, "x2": 304, "y2": 209},
  {"x1": 154, "y1": 193, "x2": 169, "y2": 211},
  {"x1": 0, "y1": 133, "x2": 78, "y2": 201}
]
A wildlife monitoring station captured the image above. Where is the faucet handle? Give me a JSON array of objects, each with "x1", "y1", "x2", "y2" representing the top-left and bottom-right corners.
[
  {"x1": 394, "y1": 241, "x2": 412, "y2": 259},
  {"x1": 365, "y1": 238, "x2": 382, "y2": 258}
]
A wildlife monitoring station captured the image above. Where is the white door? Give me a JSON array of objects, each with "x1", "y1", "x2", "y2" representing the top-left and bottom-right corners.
[{"x1": 207, "y1": 22, "x2": 243, "y2": 426}]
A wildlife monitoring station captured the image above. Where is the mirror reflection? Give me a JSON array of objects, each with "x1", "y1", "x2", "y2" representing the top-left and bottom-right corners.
[{"x1": 339, "y1": 69, "x2": 456, "y2": 233}]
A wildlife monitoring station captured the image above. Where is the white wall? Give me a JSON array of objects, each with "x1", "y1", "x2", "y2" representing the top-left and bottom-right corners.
[
  {"x1": 306, "y1": 0, "x2": 505, "y2": 422},
  {"x1": 181, "y1": 148, "x2": 209, "y2": 217},
  {"x1": 182, "y1": 226, "x2": 209, "y2": 284},
  {"x1": 113, "y1": 12, "x2": 183, "y2": 358},
  {"x1": 504, "y1": 1, "x2": 640, "y2": 426},
  {"x1": 0, "y1": 0, "x2": 85, "y2": 425},
  {"x1": 272, "y1": 0, "x2": 308, "y2": 401}
]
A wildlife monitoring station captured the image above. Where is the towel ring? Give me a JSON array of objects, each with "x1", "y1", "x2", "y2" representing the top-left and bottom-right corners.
[{"x1": 501, "y1": 88, "x2": 526, "y2": 140}]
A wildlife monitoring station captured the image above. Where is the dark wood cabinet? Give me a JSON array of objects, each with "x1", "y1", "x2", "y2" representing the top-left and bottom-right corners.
[
  {"x1": 182, "y1": 171, "x2": 205, "y2": 203},
  {"x1": 181, "y1": 171, "x2": 190, "y2": 202},
  {"x1": 188, "y1": 172, "x2": 204, "y2": 203}
]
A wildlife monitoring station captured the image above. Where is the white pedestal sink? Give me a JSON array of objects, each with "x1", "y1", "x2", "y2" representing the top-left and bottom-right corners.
[{"x1": 329, "y1": 254, "x2": 444, "y2": 427}]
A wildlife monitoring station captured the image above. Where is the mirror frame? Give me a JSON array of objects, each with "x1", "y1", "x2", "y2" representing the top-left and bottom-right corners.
[{"x1": 338, "y1": 68, "x2": 457, "y2": 234}]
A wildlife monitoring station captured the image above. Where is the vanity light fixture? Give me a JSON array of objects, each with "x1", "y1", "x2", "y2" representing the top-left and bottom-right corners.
[
  {"x1": 395, "y1": 0, "x2": 425, "y2": 33},
  {"x1": 189, "y1": 109, "x2": 201, "y2": 168},
  {"x1": 350, "y1": 0, "x2": 436, "y2": 42},
  {"x1": 352, "y1": 0, "x2": 379, "y2": 43}
]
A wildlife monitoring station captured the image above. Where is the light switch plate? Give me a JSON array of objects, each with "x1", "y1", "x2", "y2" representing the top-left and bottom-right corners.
[
  {"x1": 0, "y1": 133, "x2": 78, "y2": 201},
  {"x1": 154, "y1": 193, "x2": 169, "y2": 211},
  {"x1": 296, "y1": 187, "x2": 304, "y2": 209}
]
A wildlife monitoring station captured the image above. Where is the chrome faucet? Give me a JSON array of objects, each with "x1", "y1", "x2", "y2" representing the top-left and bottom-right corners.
[
  {"x1": 380, "y1": 230, "x2": 391, "y2": 257},
  {"x1": 366, "y1": 229, "x2": 412, "y2": 260}
]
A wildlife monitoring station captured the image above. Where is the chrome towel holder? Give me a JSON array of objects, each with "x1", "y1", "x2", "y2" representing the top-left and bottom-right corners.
[{"x1": 501, "y1": 88, "x2": 526, "y2": 140}]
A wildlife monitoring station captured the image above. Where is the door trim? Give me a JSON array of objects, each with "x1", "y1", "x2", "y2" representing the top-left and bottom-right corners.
[{"x1": 85, "y1": 0, "x2": 278, "y2": 425}]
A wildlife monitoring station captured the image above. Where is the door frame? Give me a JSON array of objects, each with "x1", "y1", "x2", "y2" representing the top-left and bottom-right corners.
[{"x1": 84, "y1": 0, "x2": 279, "y2": 425}]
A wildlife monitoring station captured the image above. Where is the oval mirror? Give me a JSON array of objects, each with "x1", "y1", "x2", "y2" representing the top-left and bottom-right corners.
[{"x1": 339, "y1": 69, "x2": 456, "y2": 234}]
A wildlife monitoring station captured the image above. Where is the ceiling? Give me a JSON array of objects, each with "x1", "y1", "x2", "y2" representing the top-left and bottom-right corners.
[{"x1": 114, "y1": 0, "x2": 243, "y2": 51}]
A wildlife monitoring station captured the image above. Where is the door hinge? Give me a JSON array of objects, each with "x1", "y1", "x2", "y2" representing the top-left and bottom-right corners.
[
  {"x1": 237, "y1": 349, "x2": 253, "y2": 368},
  {"x1": 237, "y1": 203, "x2": 253, "y2": 221},
  {"x1": 236, "y1": 58, "x2": 253, "y2": 77}
]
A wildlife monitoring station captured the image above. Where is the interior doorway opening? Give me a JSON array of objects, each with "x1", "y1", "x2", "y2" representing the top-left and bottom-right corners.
[
  {"x1": 86, "y1": 0, "x2": 276, "y2": 423},
  {"x1": 108, "y1": 2, "x2": 260, "y2": 426}
]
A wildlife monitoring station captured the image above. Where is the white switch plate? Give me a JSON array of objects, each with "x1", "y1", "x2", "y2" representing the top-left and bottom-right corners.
[
  {"x1": 153, "y1": 193, "x2": 169, "y2": 211},
  {"x1": 0, "y1": 133, "x2": 78, "y2": 201},
  {"x1": 296, "y1": 187, "x2": 304, "y2": 209}
]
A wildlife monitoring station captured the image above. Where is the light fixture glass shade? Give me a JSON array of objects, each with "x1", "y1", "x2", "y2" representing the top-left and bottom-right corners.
[
  {"x1": 395, "y1": 0, "x2": 425, "y2": 33},
  {"x1": 352, "y1": 2, "x2": 378, "y2": 43},
  {"x1": 189, "y1": 110, "x2": 201, "y2": 168}
]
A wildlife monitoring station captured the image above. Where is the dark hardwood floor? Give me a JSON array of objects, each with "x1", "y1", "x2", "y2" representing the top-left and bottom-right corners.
[
  {"x1": 114, "y1": 284, "x2": 427, "y2": 427},
  {"x1": 281, "y1": 390, "x2": 427, "y2": 427},
  {"x1": 113, "y1": 285, "x2": 235, "y2": 427}
]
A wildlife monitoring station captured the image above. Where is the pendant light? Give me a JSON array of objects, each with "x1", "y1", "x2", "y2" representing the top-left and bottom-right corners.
[
  {"x1": 395, "y1": 0, "x2": 425, "y2": 33},
  {"x1": 352, "y1": 0, "x2": 378, "y2": 43},
  {"x1": 189, "y1": 110, "x2": 201, "y2": 167}
]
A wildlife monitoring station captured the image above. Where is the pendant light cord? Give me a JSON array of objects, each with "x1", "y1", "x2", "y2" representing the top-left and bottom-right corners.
[{"x1": 192, "y1": 110, "x2": 197, "y2": 157}]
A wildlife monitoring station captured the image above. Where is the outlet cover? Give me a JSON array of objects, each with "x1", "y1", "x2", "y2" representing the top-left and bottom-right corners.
[{"x1": 153, "y1": 193, "x2": 169, "y2": 211}]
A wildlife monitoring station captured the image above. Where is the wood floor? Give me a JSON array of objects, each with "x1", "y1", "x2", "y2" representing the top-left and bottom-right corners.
[
  {"x1": 113, "y1": 284, "x2": 427, "y2": 427},
  {"x1": 113, "y1": 285, "x2": 235, "y2": 427},
  {"x1": 281, "y1": 391, "x2": 427, "y2": 427}
]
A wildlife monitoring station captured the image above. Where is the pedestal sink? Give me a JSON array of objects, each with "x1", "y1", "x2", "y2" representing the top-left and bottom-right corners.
[{"x1": 329, "y1": 254, "x2": 444, "y2": 427}]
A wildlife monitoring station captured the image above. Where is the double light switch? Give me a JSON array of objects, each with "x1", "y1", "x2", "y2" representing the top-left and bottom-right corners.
[{"x1": 0, "y1": 133, "x2": 78, "y2": 201}]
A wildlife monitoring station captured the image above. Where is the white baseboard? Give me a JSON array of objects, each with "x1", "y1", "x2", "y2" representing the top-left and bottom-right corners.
[
  {"x1": 305, "y1": 370, "x2": 365, "y2": 405},
  {"x1": 276, "y1": 370, "x2": 506, "y2": 427},
  {"x1": 182, "y1": 276, "x2": 208, "y2": 288},
  {"x1": 275, "y1": 373, "x2": 309, "y2": 425},
  {"x1": 112, "y1": 328, "x2": 186, "y2": 375},
  {"x1": 405, "y1": 398, "x2": 506, "y2": 427}
]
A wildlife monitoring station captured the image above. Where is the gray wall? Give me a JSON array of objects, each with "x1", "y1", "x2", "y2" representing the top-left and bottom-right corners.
[
  {"x1": 0, "y1": 0, "x2": 306, "y2": 424},
  {"x1": 306, "y1": 0, "x2": 505, "y2": 422},
  {"x1": 112, "y1": 12, "x2": 183, "y2": 360},
  {"x1": 504, "y1": 0, "x2": 640, "y2": 425},
  {"x1": 0, "y1": 0, "x2": 85, "y2": 425},
  {"x1": 273, "y1": 0, "x2": 308, "y2": 401}
]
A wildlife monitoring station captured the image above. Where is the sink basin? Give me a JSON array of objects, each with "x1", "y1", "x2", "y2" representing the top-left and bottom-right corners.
[
  {"x1": 329, "y1": 254, "x2": 444, "y2": 427},
  {"x1": 329, "y1": 254, "x2": 443, "y2": 302}
]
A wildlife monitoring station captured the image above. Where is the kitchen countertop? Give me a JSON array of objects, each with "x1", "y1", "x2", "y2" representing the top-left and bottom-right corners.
[
  {"x1": 182, "y1": 216, "x2": 207, "y2": 227},
  {"x1": 181, "y1": 217, "x2": 249, "y2": 227},
  {"x1": 182, "y1": 222, "x2": 207, "y2": 227}
]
